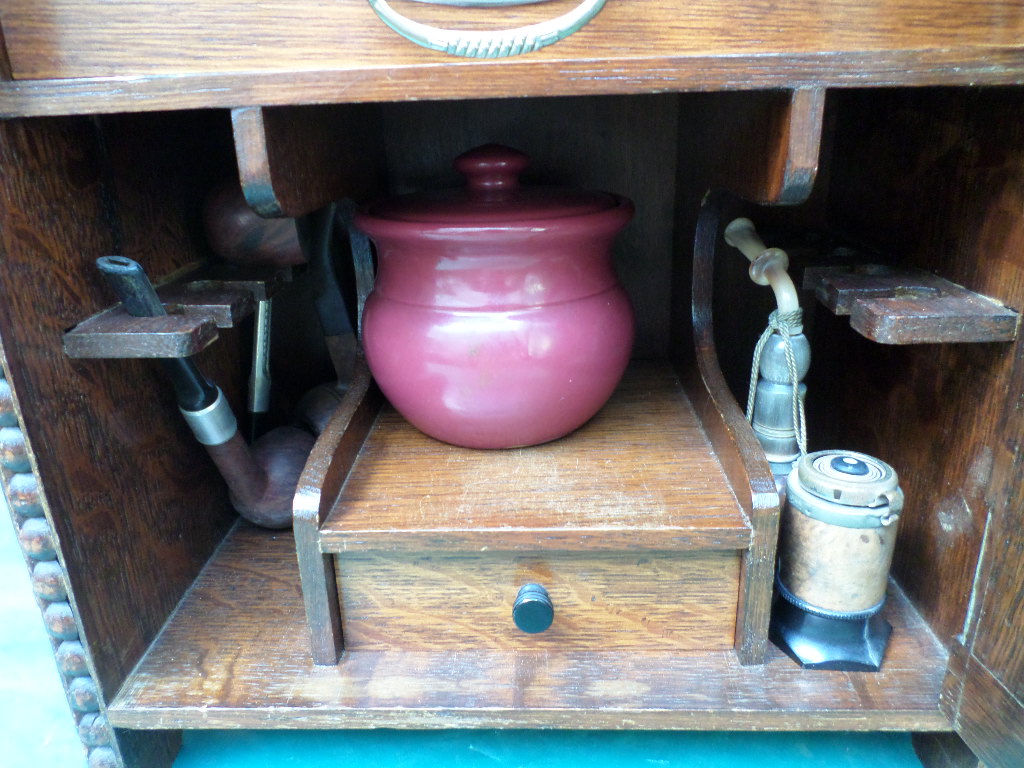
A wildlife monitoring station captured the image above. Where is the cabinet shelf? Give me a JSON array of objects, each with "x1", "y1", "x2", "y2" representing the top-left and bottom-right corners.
[
  {"x1": 319, "y1": 362, "x2": 751, "y2": 554},
  {"x1": 105, "y1": 520, "x2": 951, "y2": 731}
]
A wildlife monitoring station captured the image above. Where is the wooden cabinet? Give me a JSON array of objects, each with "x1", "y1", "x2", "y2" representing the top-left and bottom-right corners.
[{"x1": 1, "y1": 3, "x2": 1022, "y2": 768}]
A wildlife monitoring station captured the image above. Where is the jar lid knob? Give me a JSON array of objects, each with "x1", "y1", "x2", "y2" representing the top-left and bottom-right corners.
[{"x1": 454, "y1": 144, "x2": 528, "y2": 197}]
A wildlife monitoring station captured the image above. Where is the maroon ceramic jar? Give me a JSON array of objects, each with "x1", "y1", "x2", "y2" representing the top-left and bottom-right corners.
[{"x1": 355, "y1": 144, "x2": 634, "y2": 449}]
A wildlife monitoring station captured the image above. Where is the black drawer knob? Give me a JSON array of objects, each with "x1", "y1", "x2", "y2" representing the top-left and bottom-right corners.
[{"x1": 513, "y1": 583, "x2": 554, "y2": 634}]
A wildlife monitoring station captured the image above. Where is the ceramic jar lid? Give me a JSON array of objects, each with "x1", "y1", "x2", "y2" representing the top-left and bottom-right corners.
[{"x1": 361, "y1": 144, "x2": 621, "y2": 226}]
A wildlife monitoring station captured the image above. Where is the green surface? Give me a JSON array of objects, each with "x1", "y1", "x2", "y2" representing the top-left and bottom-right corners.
[{"x1": 174, "y1": 730, "x2": 923, "y2": 767}]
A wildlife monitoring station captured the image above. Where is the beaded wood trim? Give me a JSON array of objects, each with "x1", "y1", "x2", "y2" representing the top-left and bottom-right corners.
[{"x1": 0, "y1": 353, "x2": 124, "y2": 768}]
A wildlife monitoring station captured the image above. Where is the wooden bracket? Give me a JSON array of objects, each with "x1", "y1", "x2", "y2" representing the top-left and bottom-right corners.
[
  {"x1": 702, "y1": 87, "x2": 826, "y2": 206},
  {"x1": 64, "y1": 264, "x2": 289, "y2": 359},
  {"x1": 804, "y1": 265, "x2": 1021, "y2": 344},
  {"x1": 232, "y1": 104, "x2": 386, "y2": 218}
]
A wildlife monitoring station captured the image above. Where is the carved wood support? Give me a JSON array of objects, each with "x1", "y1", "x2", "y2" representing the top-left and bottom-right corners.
[
  {"x1": 232, "y1": 104, "x2": 386, "y2": 218},
  {"x1": 688, "y1": 190, "x2": 782, "y2": 664}
]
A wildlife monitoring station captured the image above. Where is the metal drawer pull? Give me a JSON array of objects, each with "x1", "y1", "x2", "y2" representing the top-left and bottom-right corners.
[
  {"x1": 366, "y1": 0, "x2": 608, "y2": 58},
  {"x1": 513, "y1": 583, "x2": 554, "y2": 633}
]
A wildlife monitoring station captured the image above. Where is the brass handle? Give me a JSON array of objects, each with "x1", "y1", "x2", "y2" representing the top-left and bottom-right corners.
[{"x1": 367, "y1": 0, "x2": 607, "y2": 58}]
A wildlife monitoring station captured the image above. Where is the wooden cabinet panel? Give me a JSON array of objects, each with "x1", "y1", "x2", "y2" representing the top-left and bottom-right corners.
[
  {"x1": 823, "y1": 87, "x2": 1024, "y2": 768},
  {"x1": 3, "y1": 1, "x2": 1024, "y2": 117},
  {"x1": 3, "y1": 0, "x2": 1023, "y2": 81}
]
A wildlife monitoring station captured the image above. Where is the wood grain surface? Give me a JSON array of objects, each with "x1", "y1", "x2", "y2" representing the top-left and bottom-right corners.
[
  {"x1": 63, "y1": 307, "x2": 220, "y2": 359},
  {"x1": 336, "y1": 550, "x2": 739, "y2": 652},
  {"x1": 107, "y1": 522, "x2": 950, "y2": 730},
  {"x1": 945, "y1": 646, "x2": 1024, "y2": 768},
  {"x1": 823, "y1": 88, "x2": 1024, "y2": 649},
  {"x1": 294, "y1": 359, "x2": 383, "y2": 664},
  {"x1": 688, "y1": 191, "x2": 781, "y2": 665},
  {"x1": 4, "y1": 0, "x2": 1022, "y2": 79},
  {"x1": 320, "y1": 362, "x2": 751, "y2": 553},
  {"x1": 0, "y1": 113, "x2": 241, "y2": 694},
  {"x1": 0, "y1": 113, "x2": 242, "y2": 767},
  {"x1": 821, "y1": 88, "x2": 1024, "y2": 767},
  {"x1": 2, "y1": 1, "x2": 1024, "y2": 116},
  {"x1": 689, "y1": 89, "x2": 825, "y2": 206}
]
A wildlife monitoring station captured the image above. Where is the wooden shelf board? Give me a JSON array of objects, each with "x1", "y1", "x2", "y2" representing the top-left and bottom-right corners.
[
  {"x1": 107, "y1": 523, "x2": 952, "y2": 732},
  {"x1": 320, "y1": 362, "x2": 751, "y2": 553},
  {"x1": 2, "y1": 0, "x2": 1024, "y2": 116}
]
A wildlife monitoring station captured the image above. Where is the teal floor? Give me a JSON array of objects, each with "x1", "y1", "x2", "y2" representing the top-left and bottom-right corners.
[
  {"x1": 175, "y1": 730, "x2": 923, "y2": 768},
  {"x1": 3, "y1": 497, "x2": 923, "y2": 768}
]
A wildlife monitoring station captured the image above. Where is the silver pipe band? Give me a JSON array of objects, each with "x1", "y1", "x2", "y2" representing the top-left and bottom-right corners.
[{"x1": 180, "y1": 388, "x2": 238, "y2": 446}]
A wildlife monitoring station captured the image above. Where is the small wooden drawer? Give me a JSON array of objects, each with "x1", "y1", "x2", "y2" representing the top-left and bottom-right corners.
[
  {"x1": 307, "y1": 362, "x2": 759, "y2": 660},
  {"x1": 335, "y1": 550, "x2": 740, "y2": 652}
]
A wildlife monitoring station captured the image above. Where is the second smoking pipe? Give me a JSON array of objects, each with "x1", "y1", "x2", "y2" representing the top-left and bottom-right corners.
[{"x1": 96, "y1": 256, "x2": 314, "y2": 529}]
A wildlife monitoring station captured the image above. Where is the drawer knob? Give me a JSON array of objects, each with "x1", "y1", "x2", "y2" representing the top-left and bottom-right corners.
[{"x1": 513, "y1": 583, "x2": 554, "y2": 634}]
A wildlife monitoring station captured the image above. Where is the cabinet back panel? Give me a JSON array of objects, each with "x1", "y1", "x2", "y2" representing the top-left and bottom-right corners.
[{"x1": 379, "y1": 95, "x2": 679, "y2": 360}]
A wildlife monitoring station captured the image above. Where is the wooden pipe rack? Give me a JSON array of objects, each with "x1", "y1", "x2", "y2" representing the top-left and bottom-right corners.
[
  {"x1": 62, "y1": 264, "x2": 289, "y2": 359},
  {"x1": 803, "y1": 264, "x2": 1020, "y2": 345}
]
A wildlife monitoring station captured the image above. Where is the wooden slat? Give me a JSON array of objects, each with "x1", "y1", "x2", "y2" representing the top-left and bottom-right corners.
[
  {"x1": 688, "y1": 190, "x2": 781, "y2": 665},
  {"x1": 107, "y1": 523, "x2": 951, "y2": 731},
  {"x1": 293, "y1": 359, "x2": 383, "y2": 664},
  {"x1": 63, "y1": 308, "x2": 220, "y2": 359},
  {"x1": 698, "y1": 89, "x2": 825, "y2": 206},
  {"x1": 320, "y1": 362, "x2": 751, "y2": 554}
]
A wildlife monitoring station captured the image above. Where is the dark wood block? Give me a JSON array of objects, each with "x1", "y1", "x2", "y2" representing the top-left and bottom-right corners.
[
  {"x1": 804, "y1": 265, "x2": 1020, "y2": 344},
  {"x1": 63, "y1": 307, "x2": 220, "y2": 359}
]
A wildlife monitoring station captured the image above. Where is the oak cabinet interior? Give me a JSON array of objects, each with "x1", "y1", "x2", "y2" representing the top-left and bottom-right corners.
[{"x1": 1, "y1": 85, "x2": 1022, "y2": 768}]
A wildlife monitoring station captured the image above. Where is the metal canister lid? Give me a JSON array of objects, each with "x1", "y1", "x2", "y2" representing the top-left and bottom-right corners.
[
  {"x1": 797, "y1": 450, "x2": 901, "y2": 508},
  {"x1": 787, "y1": 450, "x2": 903, "y2": 528}
]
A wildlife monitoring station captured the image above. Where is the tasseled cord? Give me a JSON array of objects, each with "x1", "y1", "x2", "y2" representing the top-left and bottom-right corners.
[{"x1": 745, "y1": 308, "x2": 808, "y2": 458}]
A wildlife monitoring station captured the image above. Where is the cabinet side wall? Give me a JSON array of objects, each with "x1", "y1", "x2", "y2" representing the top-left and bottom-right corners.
[
  {"x1": 824, "y1": 87, "x2": 1024, "y2": 647},
  {"x1": 0, "y1": 113, "x2": 242, "y2": 764},
  {"x1": 825, "y1": 87, "x2": 1024, "y2": 767}
]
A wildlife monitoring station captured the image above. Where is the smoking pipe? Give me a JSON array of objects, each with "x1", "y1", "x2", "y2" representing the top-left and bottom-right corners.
[
  {"x1": 97, "y1": 256, "x2": 313, "y2": 529},
  {"x1": 723, "y1": 218, "x2": 810, "y2": 481},
  {"x1": 202, "y1": 181, "x2": 306, "y2": 269},
  {"x1": 203, "y1": 180, "x2": 309, "y2": 440},
  {"x1": 202, "y1": 181, "x2": 357, "y2": 438}
]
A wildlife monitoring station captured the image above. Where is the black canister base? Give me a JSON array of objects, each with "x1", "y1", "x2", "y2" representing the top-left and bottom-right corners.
[{"x1": 769, "y1": 595, "x2": 892, "y2": 671}]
